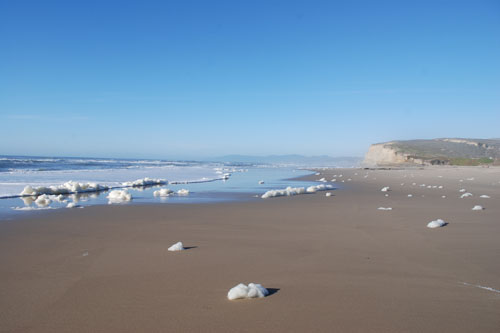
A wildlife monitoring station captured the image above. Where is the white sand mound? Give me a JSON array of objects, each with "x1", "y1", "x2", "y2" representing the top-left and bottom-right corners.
[
  {"x1": 480, "y1": 195, "x2": 490, "y2": 198},
  {"x1": 20, "y1": 181, "x2": 109, "y2": 197},
  {"x1": 107, "y1": 190, "x2": 132, "y2": 204},
  {"x1": 325, "y1": 192, "x2": 332, "y2": 197},
  {"x1": 168, "y1": 241, "x2": 184, "y2": 251},
  {"x1": 377, "y1": 207, "x2": 392, "y2": 211},
  {"x1": 381, "y1": 187, "x2": 390, "y2": 192},
  {"x1": 154, "y1": 188, "x2": 174, "y2": 197},
  {"x1": 227, "y1": 283, "x2": 269, "y2": 300},
  {"x1": 177, "y1": 189, "x2": 190, "y2": 196},
  {"x1": 122, "y1": 177, "x2": 167, "y2": 187},
  {"x1": 427, "y1": 219, "x2": 447, "y2": 228},
  {"x1": 472, "y1": 205, "x2": 484, "y2": 211},
  {"x1": 460, "y1": 192, "x2": 473, "y2": 198},
  {"x1": 261, "y1": 187, "x2": 306, "y2": 198}
]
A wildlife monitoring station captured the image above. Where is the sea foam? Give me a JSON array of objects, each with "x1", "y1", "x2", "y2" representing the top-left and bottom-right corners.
[{"x1": 227, "y1": 283, "x2": 269, "y2": 300}]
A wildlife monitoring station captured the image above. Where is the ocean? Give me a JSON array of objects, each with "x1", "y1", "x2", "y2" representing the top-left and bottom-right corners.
[{"x1": 0, "y1": 155, "x2": 323, "y2": 218}]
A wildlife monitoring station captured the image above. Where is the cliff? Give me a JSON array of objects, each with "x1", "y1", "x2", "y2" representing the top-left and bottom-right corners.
[{"x1": 363, "y1": 138, "x2": 500, "y2": 166}]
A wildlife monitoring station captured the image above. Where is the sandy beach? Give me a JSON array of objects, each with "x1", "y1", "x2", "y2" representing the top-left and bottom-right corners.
[{"x1": 1, "y1": 166, "x2": 499, "y2": 332}]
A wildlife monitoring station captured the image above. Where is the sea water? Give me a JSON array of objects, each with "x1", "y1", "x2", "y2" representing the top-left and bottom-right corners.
[{"x1": 0, "y1": 156, "x2": 324, "y2": 218}]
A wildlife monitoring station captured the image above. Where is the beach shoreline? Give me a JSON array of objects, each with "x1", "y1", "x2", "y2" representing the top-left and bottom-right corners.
[{"x1": 1, "y1": 166, "x2": 499, "y2": 332}]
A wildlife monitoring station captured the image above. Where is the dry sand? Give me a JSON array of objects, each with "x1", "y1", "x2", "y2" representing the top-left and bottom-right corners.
[{"x1": 0, "y1": 166, "x2": 499, "y2": 332}]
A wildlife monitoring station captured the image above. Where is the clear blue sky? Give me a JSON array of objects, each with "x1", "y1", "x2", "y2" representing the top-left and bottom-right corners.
[{"x1": 1, "y1": 0, "x2": 499, "y2": 159}]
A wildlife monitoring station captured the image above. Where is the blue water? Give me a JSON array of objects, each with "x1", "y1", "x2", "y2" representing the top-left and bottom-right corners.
[{"x1": 0, "y1": 156, "x2": 325, "y2": 219}]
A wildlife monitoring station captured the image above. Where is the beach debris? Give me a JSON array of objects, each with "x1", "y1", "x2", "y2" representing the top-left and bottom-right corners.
[
  {"x1": 227, "y1": 283, "x2": 269, "y2": 300},
  {"x1": 258, "y1": 180, "x2": 265, "y2": 184},
  {"x1": 381, "y1": 187, "x2": 390, "y2": 192},
  {"x1": 479, "y1": 195, "x2": 490, "y2": 198},
  {"x1": 472, "y1": 205, "x2": 484, "y2": 211},
  {"x1": 168, "y1": 241, "x2": 184, "y2": 252},
  {"x1": 377, "y1": 207, "x2": 392, "y2": 211},
  {"x1": 122, "y1": 177, "x2": 167, "y2": 187},
  {"x1": 427, "y1": 219, "x2": 447, "y2": 228},
  {"x1": 107, "y1": 189, "x2": 132, "y2": 204},
  {"x1": 177, "y1": 189, "x2": 190, "y2": 196},
  {"x1": 154, "y1": 188, "x2": 174, "y2": 197},
  {"x1": 460, "y1": 192, "x2": 473, "y2": 198}
]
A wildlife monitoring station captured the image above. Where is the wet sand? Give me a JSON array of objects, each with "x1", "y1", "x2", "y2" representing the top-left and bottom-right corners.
[{"x1": 1, "y1": 167, "x2": 499, "y2": 332}]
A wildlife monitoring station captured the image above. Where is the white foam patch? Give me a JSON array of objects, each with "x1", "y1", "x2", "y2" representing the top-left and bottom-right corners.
[
  {"x1": 258, "y1": 180, "x2": 265, "y2": 184},
  {"x1": 306, "y1": 184, "x2": 333, "y2": 193},
  {"x1": 35, "y1": 194, "x2": 52, "y2": 207},
  {"x1": 472, "y1": 205, "x2": 483, "y2": 211},
  {"x1": 325, "y1": 192, "x2": 332, "y2": 197},
  {"x1": 177, "y1": 189, "x2": 190, "y2": 196},
  {"x1": 427, "y1": 219, "x2": 447, "y2": 228},
  {"x1": 122, "y1": 177, "x2": 167, "y2": 187},
  {"x1": 318, "y1": 178, "x2": 327, "y2": 182},
  {"x1": 381, "y1": 187, "x2": 390, "y2": 192},
  {"x1": 12, "y1": 206, "x2": 55, "y2": 211},
  {"x1": 107, "y1": 189, "x2": 132, "y2": 204},
  {"x1": 460, "y1": 192, "x2": 473, "y2": 198},
  {"x1": 66, "y1": 202, "x2": 77, "y2": 208},
  {"x1": 377, "y1": 207, "x2": 392, "y2": 211},
  {"x1": 261, "y1": 187, "x2": 306, "y2": 198},
  {"x1": 459, "y1": 189, "x2": 466, "y2": 193},
  {"x1": 461, "y1": 282, "x2": 500, "y2": 294},
  {"x1": 442, "y1": 195, "x2": 446, "y2": 198},
  {"x1": 20, "y1": 181, "x2": 109, "y2": 197},
  {"x1": 407, "y1": 194, "x2": 413, "y2": 197},
  {"x1": 479, "y1": 195, "x2": 490, "y2": 198},
  {"x1": 227, "y1": 283, "x2": 269, "y2": 300},
  {"x1": 153, "y1": 188, "x2": 174, "y2": 197},
  {"x1": 168, "y1": 241, "x2": 184, "y2": 251}
]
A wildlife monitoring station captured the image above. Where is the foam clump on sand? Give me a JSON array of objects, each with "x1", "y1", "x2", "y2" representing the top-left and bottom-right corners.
[
  {"x1": 318, "y1": 178, "x2": 327, "y2": 182},
  {"x1": 107, "y1": 190, "x2": 132, "y2": 204},
  {"x1": 261, "y1": 187, "x2": 306, "y2": 199},
  {"x1": 325, "y1": 192, "x2": 332, "y2": 197},
  {"x1": 66, "y1": 202, "x2": 77, "y2": 208},
  {"x1": 472, "y1": 205, "x2": 484, "y2": 211},
  {"x1": 20, "y1": 181, "x2": 109, "y2": 197},
  {"x1": 227, "y1": 283, "x2": 269, "y2": 300},
  {"x1": 460, "y1": 193, "x2": 473, "y2": 198},
  {"x1": 407, "y1": 194, "x2": 413, "y2": 197},
  {"x1": 122, "y1": 177, "x2": 167, "y2": 187},
  {"x1": 459, "y1": 189, "x2": 466, "y2": 193},
  {"x1": 306, "y1": 184, "x2": 333, "y2": 193},
  {"x1": 480, "y1": 195, "x2": 490, "y2": 198},
  {"x1": 381, "y1": 187, "x2": 390, "y2": 192},
  {"x1": 177, "y1": 189, "x2": 190, "y2": 196},
  {"x1": 168, "y1": 241, "x2": 184, "y2": 251},
  {"x1": 378, "y1": 207, "x2": 392, "y2": 211},
  {"x1": 35, "y1": 194, "x2": 52, "y2": 207},
  {"x1": 427, "y1": 219, "x2": 447, "y2": 228},
  {"x1": 154, "y1": 188, "x2": 174, "y2": 197}
]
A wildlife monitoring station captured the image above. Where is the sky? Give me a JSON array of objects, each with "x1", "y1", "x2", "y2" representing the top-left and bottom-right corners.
[{"x1": 1, "y1": 0, "x2": 499, "y2": 159}]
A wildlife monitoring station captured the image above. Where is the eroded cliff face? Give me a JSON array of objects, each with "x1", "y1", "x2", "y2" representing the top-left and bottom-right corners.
[{"x1": 363, "y1": 143, "x2": 408, "y2": 166}]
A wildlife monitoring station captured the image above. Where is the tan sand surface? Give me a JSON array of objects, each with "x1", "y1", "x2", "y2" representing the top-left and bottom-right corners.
[{"x1": 0, "y1": 167, "x2": 499, "y2": 332}]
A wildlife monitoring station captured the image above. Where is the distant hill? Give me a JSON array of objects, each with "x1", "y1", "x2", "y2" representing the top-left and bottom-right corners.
[
  {"x1": 363, "y1": 138, "x2": 500, "y2": 166},
  {"x1": 213, "y1": 154, "x2": 362, "y2": 167}
]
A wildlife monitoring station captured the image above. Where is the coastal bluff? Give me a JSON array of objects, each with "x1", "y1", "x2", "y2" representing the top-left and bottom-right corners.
[{"x1": 363, "y1": 138, "x2": 500, "y2": 166}]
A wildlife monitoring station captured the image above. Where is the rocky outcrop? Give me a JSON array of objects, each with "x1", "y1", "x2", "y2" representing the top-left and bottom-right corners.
[{"x1": 363, "y1": 138, "x2": 500, "y2": 167}]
